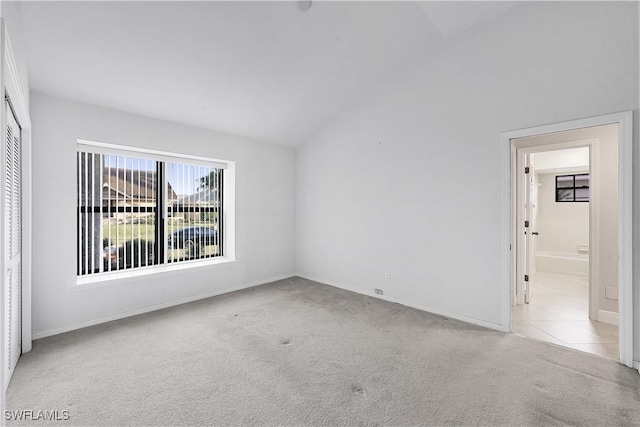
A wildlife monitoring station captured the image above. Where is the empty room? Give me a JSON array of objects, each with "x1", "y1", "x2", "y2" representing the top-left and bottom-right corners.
[{"x1": 1, "y1": 1, "x2": 639, "y2": 425}]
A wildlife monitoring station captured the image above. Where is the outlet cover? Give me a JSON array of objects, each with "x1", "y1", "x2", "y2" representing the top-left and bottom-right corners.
[{"x1": 375, "y1": 289, "x2": 384, "y2": 295}]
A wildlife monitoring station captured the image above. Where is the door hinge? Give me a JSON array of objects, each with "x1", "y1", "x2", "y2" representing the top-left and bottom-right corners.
[
  {"x1": 524, "y1": 167, "x2": 530, "y2": 174},
  {"x1": 524, "y1": 220, "x2": 529, "y2": 228},
  {"x1": 524, "y1": 274, "x2": 529, "y2": 282}
]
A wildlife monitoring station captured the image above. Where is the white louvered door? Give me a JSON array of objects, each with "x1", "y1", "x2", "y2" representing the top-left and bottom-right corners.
[{"x1": 4, "y1": 99, "x2": 21, "y2": 389}]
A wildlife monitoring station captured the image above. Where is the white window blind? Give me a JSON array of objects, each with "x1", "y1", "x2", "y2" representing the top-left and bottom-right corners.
[
  {"x1": 77, "y1": 144, "x2": 224, "y2": 277},
  {"x1": 166, "y1": 160, "x2": 222, "y2": 263}
]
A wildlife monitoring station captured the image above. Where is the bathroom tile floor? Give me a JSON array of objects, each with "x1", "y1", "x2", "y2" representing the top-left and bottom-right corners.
[{"x1": 512, "y1": 272, "x2": 619, "y2": 360}]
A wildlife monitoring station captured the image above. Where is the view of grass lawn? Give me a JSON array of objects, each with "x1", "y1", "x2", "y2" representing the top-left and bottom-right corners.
[
  {"x1": 103, "y1": 220, "x2": 219, "y2": 264},
  {"x1": 102, "y1": 221, "x2": 217, "y2": 245},
  {"x1": 103, "y1": 224, "x2": 155, "y2": 245}
]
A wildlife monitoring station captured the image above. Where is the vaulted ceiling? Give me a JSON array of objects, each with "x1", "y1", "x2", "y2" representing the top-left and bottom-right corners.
[{"x1": 20, "y1": 1, "x2": 519, "y2": 147}]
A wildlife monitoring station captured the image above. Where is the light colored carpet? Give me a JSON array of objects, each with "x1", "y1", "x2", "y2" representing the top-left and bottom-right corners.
[{"x1": 6, "y1": 277, "x2": 640, "y2": 426}]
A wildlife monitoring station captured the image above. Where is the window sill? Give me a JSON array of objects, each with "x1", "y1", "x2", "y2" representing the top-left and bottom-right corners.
[{"x1": 72, "y1": 256, "x2": 237, "y2": 289}]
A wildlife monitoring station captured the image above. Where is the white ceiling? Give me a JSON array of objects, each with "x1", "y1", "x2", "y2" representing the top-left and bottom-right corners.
[{"x1": 20, "y1": 1, "x2": 519, "y2": 147}]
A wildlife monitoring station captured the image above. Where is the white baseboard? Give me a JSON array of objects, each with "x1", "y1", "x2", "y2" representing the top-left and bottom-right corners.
[
  {"x1": 32, "y1": 274, "x2": 295, "y2": 340},
  {"x1": 598, "y1": 309, "x2": 619, "y2": 326},
  {"x1": 296, "y1": 274, "x2": 505, "y2": 332},
  {"x1": 535, "y1": 251, "x2": 588, "y2": 277}
]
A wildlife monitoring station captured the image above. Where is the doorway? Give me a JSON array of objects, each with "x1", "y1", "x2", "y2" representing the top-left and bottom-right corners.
[
  {"x1": 501, "y1": 112, "x2": 634, "y2": 368},
  {"x1": 511, "y1": 144, "x2": 619, "y2": 360}
]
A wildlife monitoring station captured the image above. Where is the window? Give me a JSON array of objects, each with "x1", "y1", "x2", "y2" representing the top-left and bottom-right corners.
[
  {"x1": 555, "y1": 173, "x2": 589, "y2": 202},
  {"x1": 77, "y1": 143, "x2": 226, "y2": 277}
]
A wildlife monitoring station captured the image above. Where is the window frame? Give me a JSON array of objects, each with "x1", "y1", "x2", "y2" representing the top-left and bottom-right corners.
[
  {"x1": 555, "y1": 173, "x2": 590, "y2": 203},
  {"x1": 76, "y1": 140, "x2": 235, "y2": 285}
]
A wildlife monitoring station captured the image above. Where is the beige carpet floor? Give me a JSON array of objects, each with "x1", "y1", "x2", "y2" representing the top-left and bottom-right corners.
[{"x1": 6, "y1": 277, "x2": 640, "y2": 426}]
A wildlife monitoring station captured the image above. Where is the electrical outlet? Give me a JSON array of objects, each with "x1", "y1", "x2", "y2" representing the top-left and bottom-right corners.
[
  {"x1": 385, "y1": 273, "x2": 390, "y2": 281},
  {"x1": 270, "y1": 259, "x2": 274, "y2": 267},
  {"x1": 375, "y1": 289, "x2": 383, "y2": 295}
]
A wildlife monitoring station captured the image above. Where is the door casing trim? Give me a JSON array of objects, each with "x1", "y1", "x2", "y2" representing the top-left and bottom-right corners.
[{"x1": 500, "y1": 111, "x2": 633, "y2": 368}]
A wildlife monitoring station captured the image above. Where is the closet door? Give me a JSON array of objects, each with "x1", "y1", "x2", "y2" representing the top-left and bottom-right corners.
[{"x1": 4, "y1": 99, "x2": 21, "y2": 389}]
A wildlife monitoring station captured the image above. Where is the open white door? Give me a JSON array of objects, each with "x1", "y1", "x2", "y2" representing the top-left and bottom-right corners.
[
  {"x1": 523, "y1": 154, "x2": 536, "y2": 304},
  {"x1": 3, "y1": 99, "x2": 22, "y2": 390},
  {"x1": 515, "y1": 152, "x2": 536, "y2": 305}
]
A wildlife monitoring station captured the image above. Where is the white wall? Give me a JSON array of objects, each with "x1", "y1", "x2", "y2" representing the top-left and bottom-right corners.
[
  {"x1": 296, "y1": 2, "x2": 638, "y2": 332},
  {"x1": 534, "y1": 172, "x2": 589, "y2": 275},
  {"x1": 531, "y1": 147, "x2": 591, "y2": 277},
  {"x1": 30, "y1": 91, "x2": 296, "y2": 337},
  {"x1": 521, "y1": 125, "x2": 619, "y2": 315},
  {"x1": 593, "y1": 127, "x2": 620, "y2": 315}
]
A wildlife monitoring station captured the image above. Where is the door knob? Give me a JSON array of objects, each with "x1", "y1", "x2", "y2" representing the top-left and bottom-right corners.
[{"x1": 532, "y1": 232, "x2": 539, "y2": 235}]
